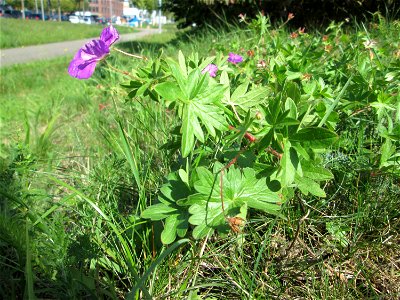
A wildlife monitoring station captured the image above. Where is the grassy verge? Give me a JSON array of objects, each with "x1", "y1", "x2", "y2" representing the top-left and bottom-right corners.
[
  {"x1": 0, "y1": 18, "x2": 137, "y2": 48},
  {"x1": 0, "y1": 18, "x2": 399, "y2": 299}
]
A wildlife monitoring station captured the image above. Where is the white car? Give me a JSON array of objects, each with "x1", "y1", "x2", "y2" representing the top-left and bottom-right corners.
[
  {"x1": 80, "y1": 16, "x2": 95, "y2": 25},
  {"x1": 69, "y1": 15, "x2": 80, "y2": 23}
]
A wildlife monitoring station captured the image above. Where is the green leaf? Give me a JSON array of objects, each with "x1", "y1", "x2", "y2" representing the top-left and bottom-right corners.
[
  {"x1": 178, "y1": 169, "x2": 189, "y2": 186},
  {"x1": 301, "y1": 161, "x2": 334, "y2": 181},
  {"x1": 326, "y1": 221, "x2": 350, "y2": 248},
  {"x1": 220, "y1": 70, "x2": 230, "y2": 100},
  {"x1": 181, "y1": 106, "x2": 195, "y2": 157},
  {"x1": 141, "y1": 203, "x2": 176, "y2": 220},
  {"x1": 285, "y1": 71, "x2": 303, "y2": 81},
  {"x1": 280, "y1": 140, "x2": 298, "y2": 187},
  {"x1": 166, "y1": 59, "x2": 188, "y2": 96},
  {"x1": 186, "y1": 165, "x2": 283, "y2": 238},
  {"x1": 192, "y1": 223, "x2": 213, "y2": 240},
  {"x1": 285, "y1": 82, "x2": 301, "y2": 103},
  {"x1": 291, "y1": 127, "x2": 338, "y2": 149},
  {"x1": 141, "y1": 172, "x2": 191, "y2": 244},
  {"x1": 178, "y1": 50, "x2": 187, "y2": 76},
  {"x1": 285, "y1": 97, "x2": 298, "y2": 118},
  {"x1": 161, "y1": 214, "x2": 189, "y2": 244},
  {"x1": 160, "y1": 172, "x2": 191, "y2": 202},
  {"x1": 227, "y1": 81, "x2": 268, "y2": 110},
  {"x1": 295, "y1": 174, "x2": 326, "y2": 197},
  {"x1": 231, "y1": 81, "x2": 249, "y2": 101},
  {"x1": 380, "y1": 139, "x2": 396, "y2": 168},
  {"x1": 154, "y1": 82, "x2": 185, "y2": 102},
  {"x1": 236, "y1": 86, "x2": 269, "y2": 109}
]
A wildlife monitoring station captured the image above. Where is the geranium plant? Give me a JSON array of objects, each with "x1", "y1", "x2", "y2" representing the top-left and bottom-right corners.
[{"x1": 69, "y1": 24, "x2": 337, "y2": 244}]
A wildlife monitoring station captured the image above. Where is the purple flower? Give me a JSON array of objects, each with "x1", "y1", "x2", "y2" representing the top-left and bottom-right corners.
[
  {"x1": 201, "y1": 64, "x2": 218, "y2": 77},
  {"x1": 68, "y1": 25, "x2": 119, "y2": 79},
  {"x1": 227, "y1": 52, "x2": 243, "y2": 64}
]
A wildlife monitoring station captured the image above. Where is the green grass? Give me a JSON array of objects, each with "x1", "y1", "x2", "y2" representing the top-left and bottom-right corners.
[
  {"x1": 0, "y1": 18, "x2": 137, "y2": 48},
  {"x1": 0, "y1": 18, "x2": 399, "y2": 299}
]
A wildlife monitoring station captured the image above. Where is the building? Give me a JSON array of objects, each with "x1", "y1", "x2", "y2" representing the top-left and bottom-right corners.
[{"x1": 88, "y1": 0, "x2": 124, "y2": 18}]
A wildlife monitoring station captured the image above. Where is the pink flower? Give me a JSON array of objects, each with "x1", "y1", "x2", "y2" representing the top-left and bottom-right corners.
[
  {"x1": 68, "y1": 26, "x2": 119, "y2": 79},
  {"x1": 227, "y1": 52, "x2": 243, "y2": 64},
  {"x1": 201, "y1": 64, "x2": 218, "y2": 77}
]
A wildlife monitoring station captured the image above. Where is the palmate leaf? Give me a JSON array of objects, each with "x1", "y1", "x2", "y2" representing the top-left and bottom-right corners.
[
  {"x1": 155, "y1": 59, "x2": 228, "y2": 157},
  {"x1": 294, "y1": 160, "x2": 334, "y2": 197},
  {"x1": 222, "y1": 79, "x2": 269, "y2": 114},
  {"x1": 140, "y1": 172, "x2": 190, "y2": 244},
  {"x1": 178, "y1": 163, "x2": 283, "y2": 239}
]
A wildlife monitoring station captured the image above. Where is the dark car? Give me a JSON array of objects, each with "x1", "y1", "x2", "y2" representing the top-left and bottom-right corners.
[
  {"x1": 2, "y1": 9, "x2": 22, "y2": 18},
  {"x1": 24, "y1": 11, "x2": 41, "y2": 20},
  {"x1": 25, "y1": 11, "x2": 50, "y2": 20}
]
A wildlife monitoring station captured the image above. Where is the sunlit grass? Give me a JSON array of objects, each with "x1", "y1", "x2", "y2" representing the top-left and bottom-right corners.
[{"x1": 0, "y1": 18, "x2": 137, "y2": 48}]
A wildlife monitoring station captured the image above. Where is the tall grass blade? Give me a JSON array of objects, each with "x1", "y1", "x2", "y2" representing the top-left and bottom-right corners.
[
  {"x1": 25, "y1": 220, "x2": 36, "y2": 300},
  {"x1": 127, "y1": 238, "x2": 190, "y2": 300},
  {"x1": 318, "y1": 75, "x2": 353, "y2": 128},
  {"x1": 117, "y1": 120, "x2": 142, "y2": 192}
]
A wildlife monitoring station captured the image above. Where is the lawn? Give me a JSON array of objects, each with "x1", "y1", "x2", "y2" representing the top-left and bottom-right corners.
[
  {"x1": 0, "y1": 18, "x2": 137, "y2": 48},
  {"x1": 0, "y1": 16, "x2": 399, "y2": 299}
]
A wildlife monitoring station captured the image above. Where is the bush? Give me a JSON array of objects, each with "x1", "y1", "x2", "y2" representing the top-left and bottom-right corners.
[{"x1": 164, "y1": 0, "x2": 399, "y2": 28}]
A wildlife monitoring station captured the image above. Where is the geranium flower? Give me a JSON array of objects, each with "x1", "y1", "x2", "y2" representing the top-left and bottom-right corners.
[
  {"x1": 68, "y1": 26, "x2": 119, "y2": 79},
  {"x1": 228, "y1": 52, "x2": 243, "y2": 64},
  {"x1": 201, "y1": 64, "x2": 218, "y2": 77}
]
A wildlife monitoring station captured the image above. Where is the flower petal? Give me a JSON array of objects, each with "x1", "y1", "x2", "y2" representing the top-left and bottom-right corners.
[
  {"x1": 201, "y1": 64, "x2": 218, "y2": 77},
  {"x1": 68, "y1": 54, "x2": 98, "y2": 79},
  {"x1": 68, "y1": 39, "x2": 109, "y2": 79},
  {"x1": 82, "y1": 39, "x2": 109, "y2": 59},
  {"x1": 100, "y1": 25, "x2": 119, "y2": 47},
  {"x1": 228, "y1": 52, "x2": 243, "y2": 64}
]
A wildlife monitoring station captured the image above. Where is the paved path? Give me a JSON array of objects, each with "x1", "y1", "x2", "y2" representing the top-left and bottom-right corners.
[{"x1": 0, "y1": 29, "x2": 158, "y2": 67}]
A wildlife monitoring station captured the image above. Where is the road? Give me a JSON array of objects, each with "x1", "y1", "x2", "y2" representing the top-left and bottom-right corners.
[{"x1": 0, "y1": 28, "x2": 158, "y2": 67}]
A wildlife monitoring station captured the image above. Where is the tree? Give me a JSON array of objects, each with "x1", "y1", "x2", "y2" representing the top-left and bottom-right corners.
[{"x1": 132, "y1": 0, "x2": 157, "y2": 10}]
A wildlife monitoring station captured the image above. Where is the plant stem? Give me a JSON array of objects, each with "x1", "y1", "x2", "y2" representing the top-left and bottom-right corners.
[{"x1": 113, "y1": 47, "x2": 147, "y2": 60}]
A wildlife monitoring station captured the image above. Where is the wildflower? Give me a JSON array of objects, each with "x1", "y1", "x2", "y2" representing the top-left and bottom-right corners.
[
  {"x1": 238, "y1": 13, "x2": 246, "y2": 22},
  {"x1": 98, "y1": 103, "x2": 109, "y2": 111},
  {"x1": 201, "y1": 64, "x2": 218, "y2": 77},
  {"x1": 322, "y1": 35, "x2": 329, "y2": 42},
  {"x1": 324, "y1": 44, "x2": 333, "y2": 53},
  {"x1": 290, "y1": 32, "x2": 299, "y2": 39},
  {"x1": 68, "y1": 25, "x2": 119, "y2": 79},
  {"x1": 287, "y1": 13, "x2": 294, "y2": 21},
  {"x1": 302, "y1": 73, "x2": 312, "y2": 81},
  {"x1": 228, "y1": 52, "x2": 243, "y2": 64},
  {"x1": 256, "y1": 60, "x2": 267, "y2": 68},
  {"x1": 369, "y1": 50, "x2": 375, "y2": 60},
  {"x1": 298, "y1": 27, "x2": 305, "y2": 34},
  {"x1": 363, "y1": 39, "x2": 377, "y2": 49},
  {"x1": 247, "y1": 49, "x2": 255, "y2": 57},
  {"x1": 394, "y1": 49, "x2": 400, "y2": 59}
]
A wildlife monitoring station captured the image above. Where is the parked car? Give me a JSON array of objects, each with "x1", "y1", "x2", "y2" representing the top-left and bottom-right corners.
[
  {"x1": 69, "y1": 15, "x2": 80, "y2": 23},
  {"x1": 50, "y1": 14, "x2": 69, "y2": 21},
  {"x1": 24, "y1": 11, "x2": 41, "y2": 20},
  {"x1": 2, "y1": 9, "x2": 22, "y2": 18},
  {"x1": 80, "y1": 16, "x2": 96, "y2": 25}
]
